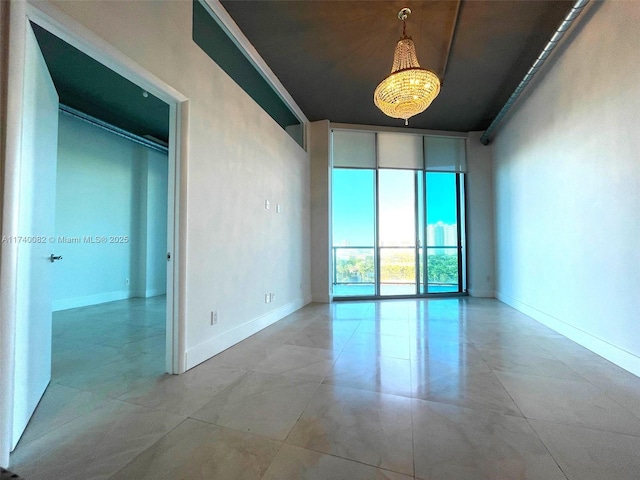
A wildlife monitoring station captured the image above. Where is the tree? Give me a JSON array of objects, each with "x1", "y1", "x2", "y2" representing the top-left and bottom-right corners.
[
  {"x1": 335, "y1": 251, "x2": 374, "y2": 283},
  {"x1": 428, "y1": 254, "x2": 458, "y2": 283}
]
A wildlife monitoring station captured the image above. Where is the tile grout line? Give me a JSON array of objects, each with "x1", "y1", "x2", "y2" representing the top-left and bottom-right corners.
[
  {"x1": 524, "y1": 417, "x2": 570, "y2": 480},
  {"x1": 106, "y1": 417, "x2": 190, "y2": 480}
]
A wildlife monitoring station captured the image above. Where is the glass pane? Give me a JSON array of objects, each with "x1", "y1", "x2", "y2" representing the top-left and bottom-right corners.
[
  {"x1": 426, "y1": 173, "x2": 459, "y2": 293},
  {"x1": 379, "y1": 169, "x2": 416, "y2": 247},
  {"x1": 379, "y1": 169, "x2": 417, "y2": 296},
  {"x1": 379, "y1": 248, "x2": 417, "y2": 296},
  {"x1": 427, "y1": 249, "x2": 459, "y2": 292},
  {"x1": 332, "y1": 168, "x2": 376, "y2": 297},
  {"x1": 333, "y1": 247, "x2": 375, "y2": 296},
  {"x1": 417, "y1": 173, "x2": 426, "y2": 294}
]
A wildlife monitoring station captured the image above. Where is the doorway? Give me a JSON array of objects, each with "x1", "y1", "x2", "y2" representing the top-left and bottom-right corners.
[
  {"x1": 47, "y1": 106, "x2": 170, "y2": 404},
  {"x1": 1, "y1": 2, "x2": 185, "y2": 461}
]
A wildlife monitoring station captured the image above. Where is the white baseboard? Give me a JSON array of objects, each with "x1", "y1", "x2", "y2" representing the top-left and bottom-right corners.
[
  {"x1": 53, "y1": 290, "x2": 130, "y2": 311},
  {"x1": 467, "y1": 288, "x2": 495, "y2": 298},
  {"x1": 496, "y1": 290, "x2": 640, "y2": 378},
  {"x1": 145, "y1": 288, "x2": 166, "y2": 298},
  {"x1": 185, "y1": 295, "x2": 312, "y2": 370}
]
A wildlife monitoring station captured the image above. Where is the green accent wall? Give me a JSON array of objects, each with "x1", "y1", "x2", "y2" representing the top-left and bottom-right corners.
[
  {"x1": 192, "y1": 0, "x2": 302, "y2": 146},
  {"x1": 32, "y1": 23, "x2": 170, "y2": 143}
]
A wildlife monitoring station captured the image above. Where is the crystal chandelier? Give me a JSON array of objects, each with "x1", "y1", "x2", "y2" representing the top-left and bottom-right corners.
[{"x1": 374, "y1": 8, "x2": 441, "y2": 125}]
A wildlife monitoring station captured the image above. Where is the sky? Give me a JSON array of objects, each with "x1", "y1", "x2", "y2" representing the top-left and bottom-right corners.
[{"x1": 332, "y1": 169, "x2": 458, "y2": 246}]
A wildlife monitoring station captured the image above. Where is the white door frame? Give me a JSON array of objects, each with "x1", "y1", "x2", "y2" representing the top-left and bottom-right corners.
[{"x1": 0, "y1": 0, "x2": 188, "y2": 466}]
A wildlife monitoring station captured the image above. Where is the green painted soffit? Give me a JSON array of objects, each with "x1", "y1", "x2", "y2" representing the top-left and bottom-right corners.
[
  {"x1": 32, "y1": 23, "x2": 170, "y2": 143},
  {"x1": 193, "y1": 0, "x2": 302, "y2": 136}
]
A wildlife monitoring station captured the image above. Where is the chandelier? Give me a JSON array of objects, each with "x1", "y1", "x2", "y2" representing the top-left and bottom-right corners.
[{"x1": 374, "y1": 8, "x2": 441, "y2": 125}]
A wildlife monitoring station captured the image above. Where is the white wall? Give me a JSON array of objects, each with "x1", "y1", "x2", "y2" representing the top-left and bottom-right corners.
[
  {"x1": 492, "y1": 1, "x2": 640, "y2": 375},
  {"x1": 309, "y1": 120, "x2": 331, "y2": 303},
  {"x1": 143, "y1": 148, "x2": 168, "y2": 298},
  {"x1": 47, "y1": 0, "x2": 311, "y2": 369},
  {"x1": 53, "y1": 113, "x2": 167, "y2": 310},
  {"x1": 466, "y1": 132, "x2": 495, "y2": 297}
]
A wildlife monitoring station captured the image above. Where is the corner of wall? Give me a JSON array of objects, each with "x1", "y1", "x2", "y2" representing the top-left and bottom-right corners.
[
  {"x1": 465, "y1": 131, "x2": 495, "y2": 298},
  {"x1": 309, "y1": 120, "x2": 331, "y2": 303},
  {"x1": 496, "y1": 290, "x2": 640, "y2": 378},
  {"x1": 184, "y1": 294, "x2": 311, "y2": 370},
  {"x1": 489, "y1": 1, "x2": 640, "y2": 376}
]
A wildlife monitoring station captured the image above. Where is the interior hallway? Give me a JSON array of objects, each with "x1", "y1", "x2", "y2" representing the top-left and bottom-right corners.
[{"x1": 9, "y1": 297, "x2": 640, "y2": 479}]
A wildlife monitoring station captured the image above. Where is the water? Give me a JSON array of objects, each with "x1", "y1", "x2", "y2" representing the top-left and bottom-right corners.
[{"x1": 333, "y1": 283, "x2": 459, "y2": 297}]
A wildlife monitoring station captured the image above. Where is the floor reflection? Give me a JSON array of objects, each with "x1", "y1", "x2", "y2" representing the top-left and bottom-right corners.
[{"x1": 10, "y1": 296, "x2": 640, "y2": 480}]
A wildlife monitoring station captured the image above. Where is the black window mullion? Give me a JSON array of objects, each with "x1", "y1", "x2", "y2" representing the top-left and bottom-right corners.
[
  {"x1": 414, "y1": 171, "x2": 420, "y2": 295},
  {"x1": 455, "y1": 173, "x2": 463, "y2": 293}
]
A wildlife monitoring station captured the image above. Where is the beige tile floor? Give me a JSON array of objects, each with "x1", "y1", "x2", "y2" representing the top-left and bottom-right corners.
[{"x1": 9, "y1": 297, "x2": 640, "y2": 479}]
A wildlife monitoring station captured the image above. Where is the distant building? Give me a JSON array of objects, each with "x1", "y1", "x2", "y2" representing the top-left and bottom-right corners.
[{"x1": 427, "y1": 222, "x2": 457, "y2": 255}]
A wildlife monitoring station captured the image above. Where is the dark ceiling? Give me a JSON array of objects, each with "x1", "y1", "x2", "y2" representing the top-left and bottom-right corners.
[
  {"x1": 30, "y1": 1, "x2": 575, "y2": 140},
  {"x1": 31, "y1": 23, "x2": 170, "y2": 144},
  {"x1": 220, "y1": 0, "x2": 574, "y2": 132}
]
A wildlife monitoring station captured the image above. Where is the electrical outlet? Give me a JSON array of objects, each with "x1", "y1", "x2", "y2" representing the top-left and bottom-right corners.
[
  {"x1": 270, "y1": 293, "x2": 275, "y2": 302},
  {"x1": 276, "y1": 204, "x2": 281, "y2": 213},
  {"x1": 265, "y1": 293, "x2": 270, "y2": 303},
  {"x1": 210, "y1": 311, "x2": 218, "y2": 326},
  {"x1": 265, "y1": 199, "x2": 270, "y2": 210},
  {"x1": 125, "y1": 278, "x2": 130, "y2": 286}
]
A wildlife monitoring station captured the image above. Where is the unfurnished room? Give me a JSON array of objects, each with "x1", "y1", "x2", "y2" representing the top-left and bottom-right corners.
[{"x1": 1, "y1": 1, "x2": 639, "y2": 479}]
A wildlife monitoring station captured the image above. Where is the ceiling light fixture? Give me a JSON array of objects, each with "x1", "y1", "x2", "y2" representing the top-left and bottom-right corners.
[{"x1": 374, "y1": 8, "x2": 441, "y2": 125}]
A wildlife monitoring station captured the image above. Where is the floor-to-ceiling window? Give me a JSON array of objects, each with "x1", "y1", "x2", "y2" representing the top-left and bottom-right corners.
[
  {"x1": 332, "y1": 129, "x2": 466, "y2": 298},
  {"x1": 378, "y1": 169, "x2": 417, "y2": 296},
  {"x1": 332, "y1": 168, "x2": 376, "y2": 296}
]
